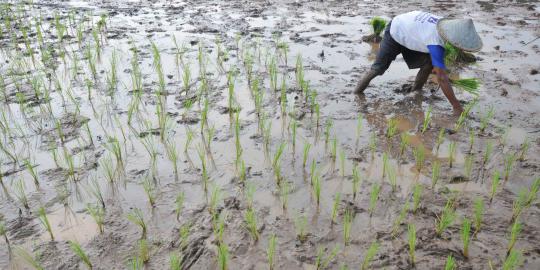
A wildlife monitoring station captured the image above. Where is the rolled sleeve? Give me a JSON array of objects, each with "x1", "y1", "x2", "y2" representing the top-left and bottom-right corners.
[{"x1": 427, "y1": 45, "x2": 446, "y2": 69}]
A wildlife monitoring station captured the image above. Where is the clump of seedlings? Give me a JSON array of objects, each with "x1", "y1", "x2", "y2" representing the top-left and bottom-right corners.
[
  {"x1": 421, "y1": 105, "x2": 432, "y2": 133},
  {"x1": 267, "y1": 234, "x2": 277, "y2": 270},
  {"x1": 87, "y1": 204, "x2": 105, "y2": 234},
  {"x1": 37, "y1": 207, "x2": 54, "y2": 241},
  {"x1": 343, "y1": 209, "x2": 353, "y2": 245},
  {"x1": 473, "y1": 197, "x2": 485, "y2": 235},
  {"x1": 362, "y1": 17, "x2": 387, "y2": 42},
  {"x1": 461, "y1": 217, "x2": 472, "y2": 258},
  {"x1": 361, "y1": 241, "x2": 380, "y2": 270},
  {"x1": 412, "y1": 184, "x2": 423, "y2": 214},
  {"x1": 444, "y1": 255, "x2": 456, "y2": 270},
  {"x1": 431, "y1": 161, "x2": 441, "y2": 189},
  {"x1": 295, "y1": 213, "x2": 308, "y2": 242},
  {"x1": 315, "y1": 245, "x2": 339, "y2": 270},
  {"x1": 368, "y1": 183, "x2": 381, "y2": 217},
  {"x1": 127, "y1": 208, "x2": 147, "y2": 239},
  {"x1": 436, "y1": 199, "x2": 456, "y2": 237},
  {"x1": 69, "y1": 240, "x2": 93, "y2": 269},
  {"x1": 489, "y1": 171, "x2": 501, "y2": 203},
  {"x1": 408, "y1": 223, "x2": 416, "y2": 266},
  {"x1": 450, "y1": 78, "x2": 480, "y2": 96}
]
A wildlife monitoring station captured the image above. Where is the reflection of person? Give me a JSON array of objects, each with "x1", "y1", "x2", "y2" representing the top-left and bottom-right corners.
[{"x1": 355, "y1": 11, "x2": 483, "y2": 115}]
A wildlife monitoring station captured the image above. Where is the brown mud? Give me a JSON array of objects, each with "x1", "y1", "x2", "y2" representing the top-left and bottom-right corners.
[{"x1": 0, "y1": 0, "x2": 539, "y2": 269}]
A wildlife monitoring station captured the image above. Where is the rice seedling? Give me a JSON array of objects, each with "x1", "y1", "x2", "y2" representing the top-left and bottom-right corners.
[
  {"x1": 86, "y1": 204, "x2": 105, "y2": 234},
  {"x1": 23, "y1": 159, "x2": 39, "y2": 188},
  {"x1": 387, "y1": 165, "x2": 397, "y2": 192},
  {"x1": 360, "y1": 241, "x2": 380, "y2": 270},
  {"x1": 473, "y1": 197, "x2": 484, "y2": 235},
  {"x1": 482, "y1": 140, "x2": 494, "y2": 167},
  {"x1": 412, "y1": 184, "x2": 423, "y2": 214},
  {"x1": 142, "y1": 176, "x2": 157, "y2": 207},
  {"x1": 461, "y1": 217, "x2": 471, "y2": 258},
  {"x1": 170, "y1": 253, "x2": 183, "y2": 270},
  {"x1": 13, "y1": 179, "x2": 30, "y2": 210},
  {"x1": 413, "y1": 145, "x2": 425, "y2": 172},
  {"x1": 324, "y1": 119, "x2": 333, "y2": 147},
  {"x1": 37, "y1": 206, "x2": 54, "y2": 241},
  {"x1": 340, "y1": 208, "x2": 353, "y2": 245},
  {"x1": 0, "y1": 221, "x2": 9, "y2": 249},
  {"x1": 369, "y1": 132, "x2": 377, "y2": 159},
  {"x1": 290, "y1": 120, "x2": 297, "y2": 151},
  {"x1": 436, "y1": 200, "x2": 456, "y2": 237},
  {"x1": 313, "y1": 172, "x2": 322, "y2": 206},
  {"x1": 267, "y1": 234, "x2": 277, "y2": 270},
  {"x1": 444, "y1": 255, "x2": 456, "y2": 270},
  {"x1": 382, "y1": 152, "x2": 388, "y2": 178},
  {"x1": 503, "y1": 153, "x2": 516, "y2": 182},
  {"x1": 421, "y1": 105, "x2": 432, "y2": 133},
  {"x1": 165, "y1": 140, "x2": 180, "y2": 180},
  {"x1": 408, "y1": 223, "x2": 416, "y2": 266},
  {"x1": 467, "y1": 129, "x2": 475, "y2": 153},
  {"x1": 368, "y1": 183, "x2": 381, "y2": 217},
  {"x1": 451, "y1": 78, "x2": 480, "y2": 96},
  {"x1": 506, "y1": 219, "x2": 521, "y2": 255},
  {"x1": 302, "y1": 142, "x2": 311, "y2": 168},
  {"x1": 175, "y1": 192, "x2": 185, "y2": 221},
  {"x1": 280, "y1": 180, "x2": 290, "y2": 210},
  {"x1": 356, "y1": 113, "x2": 363, "y2": 141},
  {"x1": 127, "y1": 208, "x2": 147, "y2": 239},
  {"x1": 435, "y1": 128, "x2": 445, "y2": 154},
  {"x1": 295, "y1": 54, "x2": 304, "y2": 88},
  {"x1": 127, "y1": 257, "x2": 143, "y2": 270},
  {"x1": 184, "y1": 127, "x2": 194, "y2": 153},
  {"x1": 464, "y1": 154, "x2": 474, "y2": 179},
  {"x1": 352, "y1": 165, "x2": 361, "y2": 199},
  {"x1": 295, "y1": 213, "x2": 308, "y2": 242},
  {"x1": 209, "y1": 185, "x2": 222, "y2": 218},
  {"x1": 518, "y1": 138, "x2": 529, "y2": 161},
  {"x1": 217, "y1": 242, "x2": 229, "y2": 270},
  {"x1": 138, "y1": 239, "x2": 150, "y2": 263},
  {"x1": 503, "y1": 249, "x2": 523, "y2": 270},
  {"x1": 315, "y1": 245, "x2": 339, "y2": 270},
  {"x1": 69, "y1": 240, "x2": 92, "y2": 269},
  {"x1": 14, "y1": 246, "x2": 44, "y2": 270},
  {"x1": 489, "y1": 171, "x2": 501, "y2": 203},
  {"x1": 330, "y1": 137, "x2": 337, "y2": 162},
  {"x1": 272, "y1": 142, "x2": 286, "y2": 183},
  {"x1": 331, "y1": 192, "x2": 341, "y2": 224},
  {"x1": 448, "y1": 141, "x2": 457, "y2": 168},
  {"x1": 106, "y1": 49, "x2": 118, "y2": 95},
  {"x1": 431, "y1": 161, "x2": 441, "y2": 189},
  {"x1": 386, "y1": 118, "x2": 398, "y2": 138},
  {"x1": 244, "y1": 207, "x2": 259, "y2": 241},
  {"x1": 479, "y1": 106, "x2": 494, "y2": 133},
  {"x1": 399, "y1": 133, "x2": 410, "y2": 157},
  {"x1": 391, "y1": 201, "x2": 409, "y2": 237},
  {"x1": 197, "y1": 145, "x2": 209, "y2": 192}
]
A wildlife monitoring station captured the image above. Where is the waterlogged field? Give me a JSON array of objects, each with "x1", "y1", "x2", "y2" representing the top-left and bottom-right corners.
[{"x1": 0, "y1": 0, "x2": 539, "y2": 269}]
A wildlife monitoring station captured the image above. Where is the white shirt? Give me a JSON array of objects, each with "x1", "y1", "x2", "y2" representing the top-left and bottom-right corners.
[{"x1": 390, "y1": 11, "x2": 445, "y2": 53}]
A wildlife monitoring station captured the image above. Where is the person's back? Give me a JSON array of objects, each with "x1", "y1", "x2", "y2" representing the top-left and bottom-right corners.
[{"x1": 390, "y1": 11, "x2": 444, "y2": 53}]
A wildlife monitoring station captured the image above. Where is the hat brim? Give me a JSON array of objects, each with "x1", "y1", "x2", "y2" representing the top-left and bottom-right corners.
[{"x1": 437, "y1": 18, "x2": 483, "y2": 52}]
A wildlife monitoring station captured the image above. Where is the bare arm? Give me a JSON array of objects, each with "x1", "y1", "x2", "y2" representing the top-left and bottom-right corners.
[{"x1": 433, "y1": 67, "x2": 463, "y2": 115}]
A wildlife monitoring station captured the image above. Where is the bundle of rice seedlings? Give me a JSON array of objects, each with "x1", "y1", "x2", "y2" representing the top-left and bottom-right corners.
[
  {"x1": 444, "y1": 42, "x2": 476, "y2": 66},
  {"x1": 450, "y1": 78, "x2": 480, "y2": 96},
  {"x1": 362, "y1": 17, "x2": 387, "y2": 43}
]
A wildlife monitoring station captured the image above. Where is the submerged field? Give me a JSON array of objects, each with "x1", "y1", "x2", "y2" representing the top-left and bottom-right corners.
[{"x1": 0, "y1": 0, "x2": 539, "y2": 269}]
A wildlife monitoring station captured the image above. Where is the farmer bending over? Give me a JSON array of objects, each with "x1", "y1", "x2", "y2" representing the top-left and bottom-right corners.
[{"x1": 355, "y1": 11, "x2": 483, "y2": 114}]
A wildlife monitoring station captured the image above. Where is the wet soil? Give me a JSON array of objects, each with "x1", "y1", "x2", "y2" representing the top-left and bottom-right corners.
[{"x1": 0, "y1": 0, "x2": 539, "y2": 270}]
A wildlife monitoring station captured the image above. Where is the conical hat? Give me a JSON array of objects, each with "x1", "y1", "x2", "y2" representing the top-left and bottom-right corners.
[{"x1": 437, "y1": 18, "x2": 483, "y2": 52}]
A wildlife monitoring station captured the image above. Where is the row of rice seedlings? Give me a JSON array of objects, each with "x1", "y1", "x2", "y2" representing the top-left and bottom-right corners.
[
  {"x1": 314, "y1": 245, "x2": 339, "y2": 269},
  {"x1": 69, "y1": 240, "x2": 93, "y2": 269},
  {"x1": 295, "y1": 213, "x2": 308, "y2": 242},
  {"x1": 37, "y1": 206, "x2": 54, "y2": 241}
]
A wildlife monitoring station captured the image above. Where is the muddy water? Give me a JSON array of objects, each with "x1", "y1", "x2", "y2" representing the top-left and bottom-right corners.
[{"x1": 0, "y1": 0, "x2": 539, "y2": 269}]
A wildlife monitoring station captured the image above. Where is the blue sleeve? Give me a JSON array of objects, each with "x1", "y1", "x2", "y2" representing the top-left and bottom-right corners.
[{"x1": 427, "y1": 45, "x2": 446, "y2": 69}]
